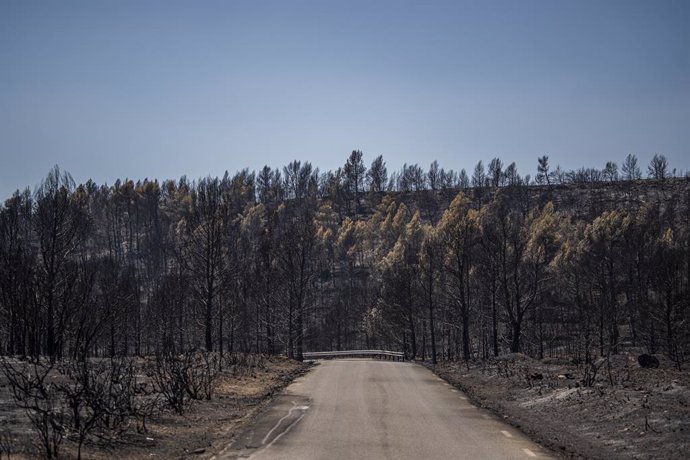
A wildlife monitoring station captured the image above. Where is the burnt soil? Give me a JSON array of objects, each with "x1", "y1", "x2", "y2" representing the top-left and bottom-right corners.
[
  {"x1": 429, "y1": 353, "x2": 690, "y2": 459},
  {"x1": 0, "y1": 356, "x2": 311, "y2": 459}
]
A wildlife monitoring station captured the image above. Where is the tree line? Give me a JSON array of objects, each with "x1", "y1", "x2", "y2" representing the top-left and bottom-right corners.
[{"x1": 0, "y1": 152, "x2": 688, "y2": 368}]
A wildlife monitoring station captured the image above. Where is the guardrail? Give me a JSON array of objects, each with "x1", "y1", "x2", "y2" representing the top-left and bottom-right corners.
[{"x1": 302, "y1": 350, "x2": 404, "y2": 361}]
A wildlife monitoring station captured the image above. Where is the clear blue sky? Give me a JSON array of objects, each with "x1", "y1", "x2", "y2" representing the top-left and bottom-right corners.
[{"x1": 1, "y1": 0, "x2": 688, "y2": 198}]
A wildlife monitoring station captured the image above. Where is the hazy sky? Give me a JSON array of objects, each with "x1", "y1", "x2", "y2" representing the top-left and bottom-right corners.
[{"x1": 1, "y1": 0, "x2": 688, "y2": 198}]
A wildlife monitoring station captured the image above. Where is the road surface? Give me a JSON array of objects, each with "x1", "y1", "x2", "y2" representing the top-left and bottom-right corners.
[{"x1": 217, "y1": 359, "x2": 553, "y2": 459}]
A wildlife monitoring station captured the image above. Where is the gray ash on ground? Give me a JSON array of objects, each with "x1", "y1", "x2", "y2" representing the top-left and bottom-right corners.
[
  {"x1": 431, "y1": 353, "x2": 690, "y2": 459},
  {"x1": 0, "y1": 356, "x2": 311, "y2": 459}
]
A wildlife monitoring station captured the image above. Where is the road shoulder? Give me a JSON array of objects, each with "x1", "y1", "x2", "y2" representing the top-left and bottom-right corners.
[{"x1": 428, "y1": 355, "x2": 690, "y2": 460}]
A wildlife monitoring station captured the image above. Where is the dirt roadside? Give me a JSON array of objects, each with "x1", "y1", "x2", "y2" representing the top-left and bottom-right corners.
[
  {"x1": 0, "y1": 356, "x2": 313, "y2": 459},
  {"x1": 428, "y1": 353, "x2": 690, "y2": 460}
]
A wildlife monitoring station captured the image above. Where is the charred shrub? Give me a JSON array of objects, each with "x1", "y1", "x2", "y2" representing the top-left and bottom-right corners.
[
  {"x1": 147, "y1": 351, "x2": 220, "y2": 414},
  {"x1": 0, "y1": 430, "x2": 13, "y2": 459},
  {"x1": 0, "y1": 359, "x2": 66, "y2": 459},
  {"x1": 2, "y1": 357, "x2": 161, "y2": 460},
  {"x1": 223, "y1": 352, "x2": 266, "y2": 377},
  {"x1": 148, "y1": 352, "x2": 190, "y2": 414},
  {"x1": 49, "y1": 358, "x2": 157, "y2": 458}
]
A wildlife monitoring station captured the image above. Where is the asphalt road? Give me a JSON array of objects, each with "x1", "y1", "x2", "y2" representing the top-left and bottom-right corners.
[{"x1": 218, "y1": 359, "x2": 553, "y2": 459}]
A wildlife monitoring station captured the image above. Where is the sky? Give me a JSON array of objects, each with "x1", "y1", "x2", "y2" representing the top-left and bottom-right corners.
[{"x1": 1, "y1": 0, "x2": 688, "y2": 198}]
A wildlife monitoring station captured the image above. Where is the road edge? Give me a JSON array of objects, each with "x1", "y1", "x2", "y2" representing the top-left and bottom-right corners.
[
  {"x1": 206, "y1": 360, "x2": 318, "y2": 459},
  {"x1": 425, "y1": 362, "x2": 614, "y2": 459}
]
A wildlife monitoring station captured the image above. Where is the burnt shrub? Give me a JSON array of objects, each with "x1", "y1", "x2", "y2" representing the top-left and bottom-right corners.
[
  {"x1": 147, "y1": 351, "x2": 220, "y2": 414},
  {"x1": 0, "y1": 359, "x2": 66, "y2": 459}
]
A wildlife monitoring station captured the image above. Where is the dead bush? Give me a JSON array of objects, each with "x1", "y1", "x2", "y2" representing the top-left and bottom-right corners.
[
  {"x1": 147, "y1": 351, "x2": 220, "y2": 414},
  {"x1": 183, "y1": 352, "x2": 220, "y2": 401},
  {"x1": 147, "y1": 353, "x2": 190, "y2": 414},
  {"x1": 0, "y1": 430, "x2": 13, "y2": 459},
  {"x1": 496, "y1": 359, "x2": 517, "y2": 378},
  {"x1": 2, "y1": 357, "x2": 161, "y2": 460},
  {"x1": 0, "y1": 359, "x2": 67, "y2": 459},
  {"x1": 57, "y1": 358, "x2": 160, "y2": 458},
  {"x1": 223, "y1": 352, "x2": 266, "y2": 377}
]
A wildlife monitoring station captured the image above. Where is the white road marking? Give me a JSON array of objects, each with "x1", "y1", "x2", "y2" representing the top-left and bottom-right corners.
[
  {"x1": 500, "y1": 430, "x2": 513, "y2": 438},
  {"x1": 458, "y1": 396, "x2": 466, "y2": 400},
  {"x1": 450, "y1": 389, "x2": 458, "y2": 392},
  {"x1": 523, "y1": 448, "x2": 537, "y2": 457},
  {"x1": 216, "y1": 403, "x2": 309, "y2": 459},
  {"x1": 256, "y1": 411, "x2": 307, "y2": 456},
  {"x1": 261, "y1": 402, "x2": 309, "y2": 445}
]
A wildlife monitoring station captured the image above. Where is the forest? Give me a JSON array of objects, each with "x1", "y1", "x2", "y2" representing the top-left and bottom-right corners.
[{"x1": 1, "y1": 152, "x2": 688, "y2": 369}]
